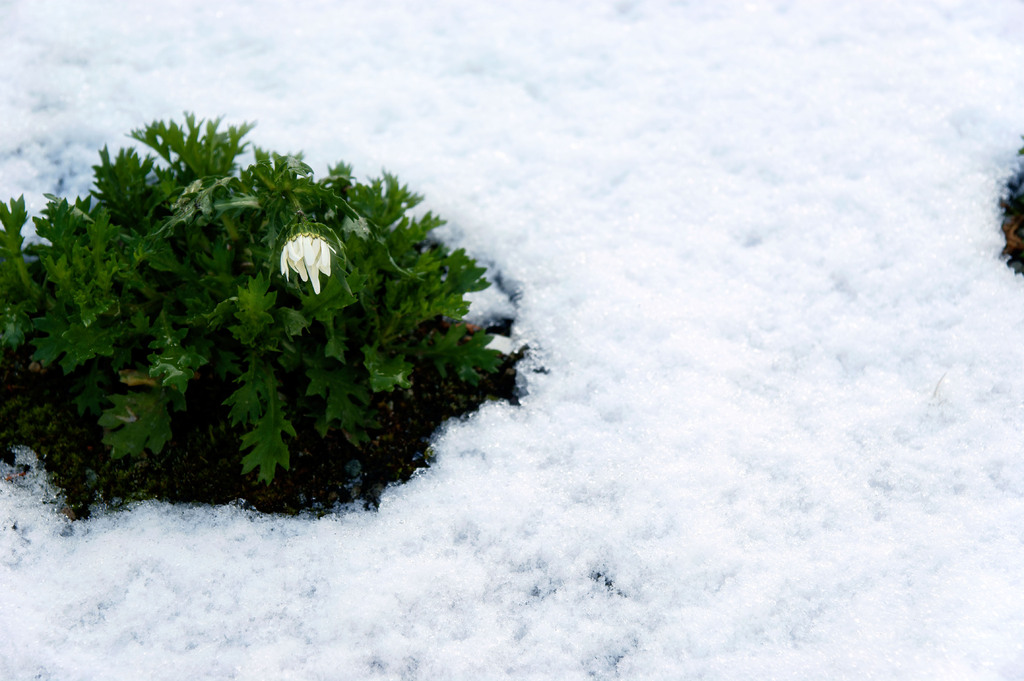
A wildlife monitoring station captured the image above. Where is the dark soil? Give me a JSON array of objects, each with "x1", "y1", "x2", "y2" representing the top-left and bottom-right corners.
[
  {"x1": 1002, "y1": 163, "x2": 1024, "y2": 272},
  {"x1": 0, "y1": 325, "x2": 523, "y2": 519}
]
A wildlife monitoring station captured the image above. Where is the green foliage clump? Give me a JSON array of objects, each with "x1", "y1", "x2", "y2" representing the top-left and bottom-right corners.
[{"x1": 0, "y1": 115, "x2": 502, "y2": 485}]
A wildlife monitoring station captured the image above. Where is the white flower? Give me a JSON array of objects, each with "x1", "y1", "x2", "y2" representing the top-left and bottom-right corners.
[{"x1": 279, "y1": 233, "x2": 336, "y2": 294}]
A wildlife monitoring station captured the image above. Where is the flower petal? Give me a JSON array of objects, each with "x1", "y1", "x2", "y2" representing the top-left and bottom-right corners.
[
  {"x1": 303, "y1": 236, "x2": 321, "y2": 272},
  {"x1": 294, "y1": 256, "x2": 309, "y2": 282}
]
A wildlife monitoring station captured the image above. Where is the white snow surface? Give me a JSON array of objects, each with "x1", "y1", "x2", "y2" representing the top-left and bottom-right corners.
[{"x1": 3, "y1": 1, "x2": 1024, "y2": 679}]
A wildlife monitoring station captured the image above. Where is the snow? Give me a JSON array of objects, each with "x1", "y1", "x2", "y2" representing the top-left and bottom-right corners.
[{"x1": 3, "y1": 0, "x2": 1024, "y2": 678}]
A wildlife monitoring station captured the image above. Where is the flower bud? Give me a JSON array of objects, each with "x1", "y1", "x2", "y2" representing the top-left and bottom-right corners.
[{"x1": 279, "y1": 233, "x2": 336, "y2": 294}]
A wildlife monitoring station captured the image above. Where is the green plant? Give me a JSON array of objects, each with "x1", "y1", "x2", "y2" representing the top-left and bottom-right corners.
[{"x1": 0, "y1": 114, "x2": 501, "y2": 485}]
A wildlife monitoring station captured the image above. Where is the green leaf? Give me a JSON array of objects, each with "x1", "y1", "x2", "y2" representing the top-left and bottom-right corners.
[
  {"x1": 442, "y1": 248, "x2": 490, "y2": 295},
  {"x1": 297, "y1": 272, "x2": 357, "y2": 324},
  {"x1": 131, "y1": 113, "x2": 255, "y2": 183},
  {"x1": 0, "y1": 197, "x2": 42, "y2": 310},
  {"x1": 90, "y1": 146, "x2": 169, "y2": 231},
  {"x1": 0, "y1": 306, "x2": 31, "y2": 349},
  {"x1": 362, "y1": 344, "x2": 412, "y2": 392},
  {"x1": 99, "y1": 390, "x2": 173, "y2": 459},
  {"x1": 223, "y1": 359, "x2": 264, "y2": 425},
  {"x1": 31, "y1": 309, "x2": 117, "y2": 373},
  {"x1": 305, "y1": 361, "x2": 370, "y2": 439},
  {"x1": 346, "y1": 172, "x2": 422, "y2": 228},
  {"x1": 161, "y1": 175, "x2": 246, "y2": 232},
  {"x1": 229, "y1": 272, "x2": 277, "y2": 347},
  {"x1": 213, "y1": 194, "x2": 260, "y2": 212},
  {"x1": 238, "y1": 368, "x2": 295, "y2": 484},
  {"x1": 72, "y1": 362, "x2": 109, "y2": 416},
  {"x1": 339, "y1": 215, "x2": 371, "y2": 240},
  {"x1": 275, "y1": 307, "x2": 311, "y2": 339},
  {"x1": 30, "y1": 312, "x2": 70, "y2": 367},
  {"x1": 323, "y1": 324, "x2": 347, "y2": 362},
  {"x1": 146, "y1": 314, "x2": 208, "y2": 392},
  {"x1": 32, "y1": 195, "x2": 92, "y2": 246},
  {"x1": 56, "y1": 322, "x2": 118, "y2": 372},
  {"x1": 0, "y1": 196, "x2": 28, "y2": 253},
  {"x1": 415, "y1": 323, "x2": 501, "y2": 386},
  {"x1": 148, "y1": 343, "x2": 207, "y2": 393}
]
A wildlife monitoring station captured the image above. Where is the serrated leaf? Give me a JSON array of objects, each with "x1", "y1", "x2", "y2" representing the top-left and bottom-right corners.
[
  {"x1": 131, "y1": 113, "x2": 255, "y2": 183},
  {"x1": 305, "y1": 362, "x2": 369, "y2": 439},
  {"x1": 223, "y1": 359, "x2": 264, "y2": 425},
  {"x1": 443, "y1": 248, "x2": 490, "y2": 295},
  {"x1": 203, "y1": 296, "x2": 238, "y2": 330},
  {"x1": 239, "y1": 420, "x2": 294, "y2": 484},
  {"x1": 161, "y1": 175, "x2": 243, "y2": 232},
  {"x1": 238, "y1": 368, "x2": 295, "y2": 484},
  {"x1": 90, "y1": 146, "x2": 168, "y2": 231},
  {"x1": 72, "y1": 361, "x2": 109, "y2": 416},
  {"x1": 0, "y1": 306, "x2": 31, "y2": 349},
  {"x1": 31, "y1": 310, "x2": 117, "y2": 373},
  {"x1": 230, "y1": 272, "x2": 277, "y2": 346},
  {"x1": 0, "y1": 196, "x2": 28, "y2": 254},
  {"x1": 275, "y1": 307, "x2": 310, "y2": 338},
  {"x1": 147, "y1": 314, "x2": 208, "y2": 392},
  {"x1": 99, "y1": 390, "x2": 173, "y2": 459},
  {"x1": 148, "y1": 345, "x2": 207, "y2": 393},
  {"x1": 30, "y1": 312, "x2": 69, "y2": 367},
  {"x1": 339, "y1": 215, "x2": 370, "y2": 239},
  {"x1": 362, "y1": 344, "x2": 412, "y2": 392},
  {"x1": 416, "y1": 324, "x2": 501, "y2": 386},
  {"x1": 56, "y1": 322, "x2": 117, "y2": 373},
  {"x1": 299, "y1": 272, "x2": 357, "y2": 324},
  {"x1": 323, "y1": 325, "x2": 347, "y2": 362}
]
